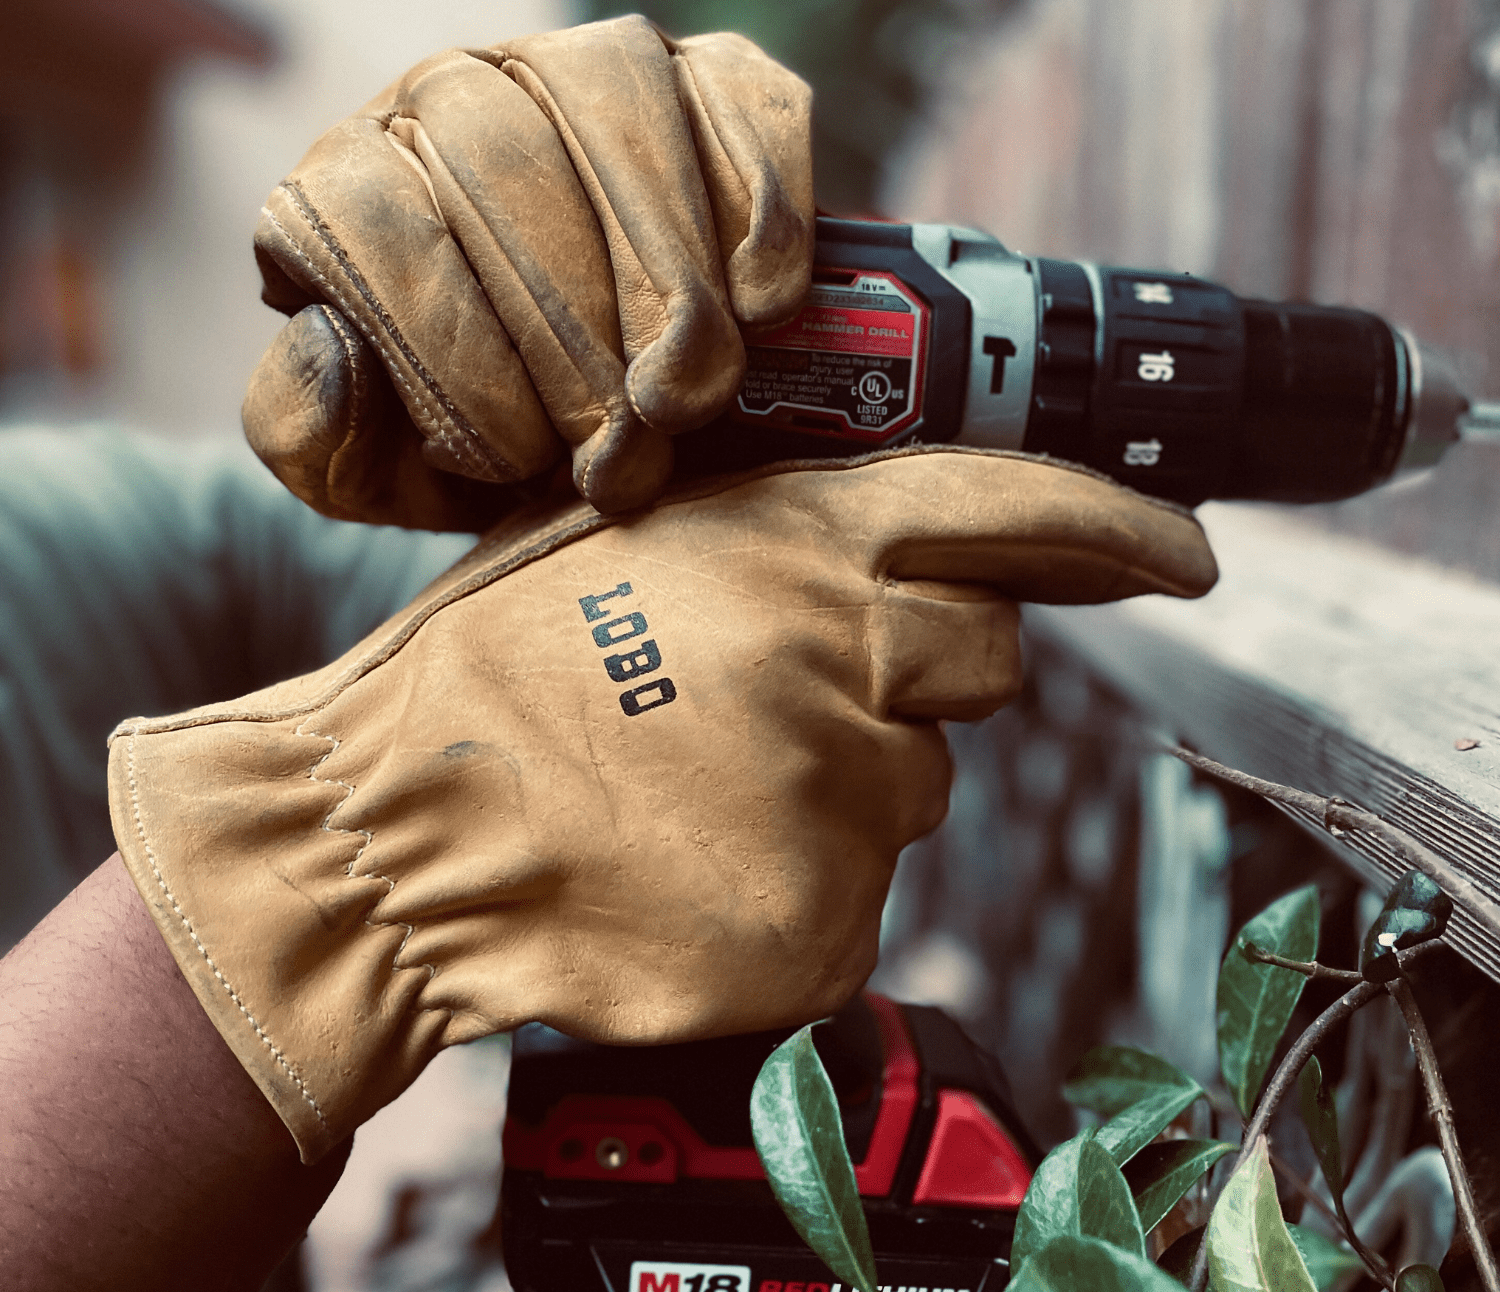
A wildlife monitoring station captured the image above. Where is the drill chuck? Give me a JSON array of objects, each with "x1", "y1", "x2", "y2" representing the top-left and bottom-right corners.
[{"x1": 694, "y1": 217, "x2": 1467, "y2": 507}]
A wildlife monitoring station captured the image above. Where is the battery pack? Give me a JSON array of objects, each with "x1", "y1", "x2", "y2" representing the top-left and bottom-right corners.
[{"x1": 499, "y1": 994, "x2": 1038, "y2": 1292}]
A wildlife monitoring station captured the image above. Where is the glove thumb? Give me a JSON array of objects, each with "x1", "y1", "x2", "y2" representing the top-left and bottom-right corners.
[{"x1": 243, "y1": 304, "x2": 527, "y2": 532}]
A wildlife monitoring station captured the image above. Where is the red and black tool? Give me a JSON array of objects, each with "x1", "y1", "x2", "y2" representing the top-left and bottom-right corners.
[
  {"x1": 673, "y1": 215, "x2": 1470, "y2": 507},
  {"x1": 501, "y1": 993, "x2": 1038, "y2": 1292}
]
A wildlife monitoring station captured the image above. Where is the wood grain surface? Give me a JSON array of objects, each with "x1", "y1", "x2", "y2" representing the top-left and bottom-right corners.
[{"x1": 1026, "y1": 501, "x2": 1500, "y2": 982}]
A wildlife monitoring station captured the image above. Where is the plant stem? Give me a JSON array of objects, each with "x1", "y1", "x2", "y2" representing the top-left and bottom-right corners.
[
  {"x1": 1169, "y1": 746, "x2": 1500, "y2": 948},
  {"x1": 1188, "y1": 943, "x2": 1445, "y2": 1291},
  {"x1": 1326, "y1": 1167, "x2": 1393, "y2": 1289},
  {"x1": 1189, "y1": 979, "x2": 1385, "y2": 1292},
  {"x1": 1242, "y1": 941, "x2": 1363, "y2": 985},
  {"x1": 1386, "y1": 975, "x2": 1500, "y2": 1292},
  {"x1": 1264, "y1": 1143, "x2": 1341, "y2": 1229}
]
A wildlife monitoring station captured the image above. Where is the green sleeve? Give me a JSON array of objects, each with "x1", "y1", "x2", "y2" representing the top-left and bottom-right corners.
[{"x1": 0, "y1": 428, "x2": 471, "y2": 950}]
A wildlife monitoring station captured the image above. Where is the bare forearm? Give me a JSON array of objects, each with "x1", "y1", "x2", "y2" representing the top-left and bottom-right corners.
[{"x1": 0, "y1": 854, "x2": 348, "y2": 1291}]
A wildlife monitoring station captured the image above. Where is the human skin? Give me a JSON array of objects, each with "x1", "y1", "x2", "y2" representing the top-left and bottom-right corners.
[{"x1": 0, "y1": 853, "x2": 350, "y2": 1291}]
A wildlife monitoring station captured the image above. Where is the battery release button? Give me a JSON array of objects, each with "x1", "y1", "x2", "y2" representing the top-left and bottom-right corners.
[{"x1": 911, "y1": 1089, "x2": 1032, "y2": 1209}]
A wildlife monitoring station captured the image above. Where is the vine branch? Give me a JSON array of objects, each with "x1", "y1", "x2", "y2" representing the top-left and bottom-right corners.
[
  {"x1": 1168, "y1": 746, "x2": 1500, "y2": 947},
  {"x1": 1241, "y1": 941, "x2": 1363, "y2": 985},
  {"x1": 1189, "y1": 979, "x2": 1386, "y2": 1292},
  {"x1": 1387, "y1": 976, "x2": 1500, "y2": 1292},
  {"x1": 1188, "y1": 939, "x2": 1448, "y2": 1291}
]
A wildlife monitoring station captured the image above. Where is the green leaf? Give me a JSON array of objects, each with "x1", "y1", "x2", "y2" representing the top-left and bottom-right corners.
[
  {"x1": 1123, "y1": 1138, "x2": 1237, "y2": 1232},
  {"x1": 751, "y1": 1024, "x2": 877, "y2": 1292},
  {"x1": 1206, "y1": 1137, "x2": 1317, "y2": 1292},
  {"x1": 1158, "y1": 1225, "x2": 1206, "y2": 1282},
  {"x1": 1361, "y1": 870, "x2": 1454, "y2": 982},
  {"x1": 1065, "y1": 1046, "x2": 1202, "y2": 1117},
  {"x1": 1218, "y1": 885, "x2": 1321, "y2": 1117},
  {"x1": 1012, "y1": 1131, "x2": 1146, "y2": 1277},
  {"x1": 1395, "y1": 1264, "x2": 1446, "y2": 1292},
  {"x1": 1096, "y1": 1088, "x2": 1206, "y2": 1168},
  {"x1": 1065, "y1": 1046, "x2": 1205, "y2": 1166},
  {"x1": 1287, "y1": 1226, "x2": 1364, "y2": 1292},
  {"x1": 1297, "y1": 1057, "x2": 1348, "y2": 1226},
  {"x1": 1006, "y1": 1234, "x2": 1185, "y2": 1291}
]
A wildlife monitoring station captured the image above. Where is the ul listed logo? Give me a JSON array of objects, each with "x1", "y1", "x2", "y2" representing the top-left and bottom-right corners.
[
  {"x1": 578, "y1": 582, "x2": 677, "y2": 717},
  {"x1": 854, "y1": 370, "x2": 891, "y2": 404}
]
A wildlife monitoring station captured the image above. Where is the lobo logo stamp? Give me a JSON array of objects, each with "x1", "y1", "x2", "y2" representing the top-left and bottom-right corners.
[
  {"x1": 578, "y1": 582, "x2": 677, "y2": 717},
  {"x1": 630, "y1": 1262, "x2": 750, "y2": 1292}
]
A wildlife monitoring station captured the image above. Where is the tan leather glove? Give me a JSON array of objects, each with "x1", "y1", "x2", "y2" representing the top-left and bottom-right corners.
[
  {"x1": 107, "y1": 448, "x2": 1217, "y2": 1163},
  {"x1": 243, "y1": 15, "x2": 813, "y2": 530}
]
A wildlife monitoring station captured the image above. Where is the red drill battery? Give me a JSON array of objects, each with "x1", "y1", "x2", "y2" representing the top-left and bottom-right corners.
[{"x1": 499, "y1": 993, "x2": 1038, "y2": 1292}]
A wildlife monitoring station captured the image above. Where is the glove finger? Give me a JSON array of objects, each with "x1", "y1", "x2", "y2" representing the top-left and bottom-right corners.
[
  {"x1": 243, "y1": 304, "x2": 524, "y2": 531},
  {"x1": 391, "y1": 49, "x2": 672, "y2": 514},
  {"x1": 492, "y1": 16, "x2": 746, "y2": 436},
  {"x1": 255, "y1": 110, "x2": 563, "y2": 488},
  {"x1": 870, "y1": 588, "x2": 1023, "y2": 722},
  {"x1": 811, "y1": 449, "x2": 1219, "y2": 603},
  {"x1": 667, "y1": 30, "x2": 815, "y2": 326}
]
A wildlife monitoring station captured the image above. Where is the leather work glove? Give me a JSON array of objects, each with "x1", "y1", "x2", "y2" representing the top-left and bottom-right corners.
[
  {"x1": 243, "y1": 15, "x2": 813, "y2": 530},
  {"x1": 107, "y1": 448, "x2": 1217, "y2": 1163}
]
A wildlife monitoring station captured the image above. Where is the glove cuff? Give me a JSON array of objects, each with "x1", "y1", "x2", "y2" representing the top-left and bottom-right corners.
[
  {"x1": 110, "y1": 720, "x2": 437, "y2": 1161},
  {"x1": 107, "y1": 493, "x2": 607, "y2": 1162}
]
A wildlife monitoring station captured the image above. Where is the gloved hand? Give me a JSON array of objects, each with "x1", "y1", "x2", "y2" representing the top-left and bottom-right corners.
[
  {"x1": 107, "y1": 448, "x2": 1217, "y2": 1163},
  {"x1": 243, "y1": 15, "x2": 813, "y2": 530}
]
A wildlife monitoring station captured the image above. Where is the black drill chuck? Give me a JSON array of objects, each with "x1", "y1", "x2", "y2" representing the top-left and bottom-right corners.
[{"x1": 1027, "y1": 260, "x2": 1412, "y2": 505}]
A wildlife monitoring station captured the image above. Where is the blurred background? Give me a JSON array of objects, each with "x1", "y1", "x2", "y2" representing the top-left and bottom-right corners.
[
  {"x1": 9, "y1": 0, "x2": 1500, "y2": 567},
  {"x1": 5, "y1": 0, "x2": 1499, "y2": 1288}
]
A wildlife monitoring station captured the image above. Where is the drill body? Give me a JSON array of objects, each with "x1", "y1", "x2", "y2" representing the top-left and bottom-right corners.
[{"x1": 705, "y1": 217, "x2": 1460, "y2": 507}]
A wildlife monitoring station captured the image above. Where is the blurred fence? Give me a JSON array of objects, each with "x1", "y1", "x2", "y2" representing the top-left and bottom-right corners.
[{"x1": 899, "y1": 0, "x2": 1500, "y2": 583}]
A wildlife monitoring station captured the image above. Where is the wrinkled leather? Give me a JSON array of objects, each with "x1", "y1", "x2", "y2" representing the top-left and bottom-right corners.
[
  {"x1": 107, "y1": 448, "x2": 1218, "y2": 1162},
  {"x1": 244, "y1": 15, "x2": 814, "y2": 527}
]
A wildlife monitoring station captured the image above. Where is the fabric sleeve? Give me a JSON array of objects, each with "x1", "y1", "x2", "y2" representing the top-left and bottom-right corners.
[{"x1": 0, "y1": 426, "x2": 470, "y2": 950}]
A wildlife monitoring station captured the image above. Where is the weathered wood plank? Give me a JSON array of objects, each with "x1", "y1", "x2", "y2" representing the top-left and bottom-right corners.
[{"x1": 1026, "y1": 502, "x2": 1500, "y2": 981}]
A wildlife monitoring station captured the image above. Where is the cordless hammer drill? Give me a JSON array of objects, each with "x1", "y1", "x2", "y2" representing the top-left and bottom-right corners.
[
  {"x1": 500, "y1": 219, "x2": 1478, "y2": 1292},
  {"x1": 674, "y1": 215, "x2": 1473, "y2": 502}
]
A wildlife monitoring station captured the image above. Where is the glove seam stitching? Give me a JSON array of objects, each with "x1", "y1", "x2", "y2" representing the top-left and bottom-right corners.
[
  {"x1": 294, "y1": 719, "x2": 432, "y2": 976},
  {"x1": 265, "y1": 186, "x2": 515, "y2": 482},
  {"x1": 261, "y1": 201, "x2": 445, "y2": 436},
  {"x1": 319, "y1": 305, "x2": 367, "y2": 472},
  {"x1": 123, "y1": 731, "x2": 330, "y2": 1128}
]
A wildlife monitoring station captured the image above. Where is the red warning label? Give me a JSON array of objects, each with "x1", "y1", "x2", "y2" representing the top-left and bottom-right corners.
[
  {"x1": 736, "y1": 272, "x2": 928, "y2": 442},
  {"x1": 755, "y1": 304, "x2": 917, "y2": 356}
]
